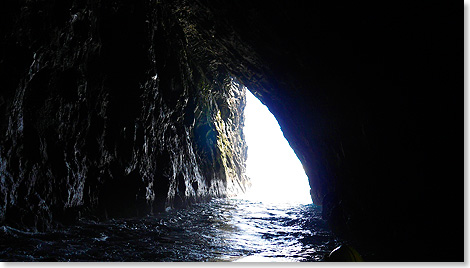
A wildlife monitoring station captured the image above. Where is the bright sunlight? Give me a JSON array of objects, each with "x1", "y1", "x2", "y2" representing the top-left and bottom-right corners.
[{"x1": 240, "y1": 90, "x2": 312, "y2": 204}]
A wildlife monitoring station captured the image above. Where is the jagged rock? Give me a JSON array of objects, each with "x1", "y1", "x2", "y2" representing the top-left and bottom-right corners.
[
  {"x1": 0, "y1": 0, "x2": 460, "y2": 261},
  {"x1": 0, "y1": 0, "x2": 248, "y2": 229}
]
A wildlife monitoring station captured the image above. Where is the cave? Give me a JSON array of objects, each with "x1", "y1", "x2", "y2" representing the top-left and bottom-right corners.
[
  {"x1": 0, "y1": 0, "x2": 460, "y2": 262},
  {"x1": 242, "y1": 88, "x2": 312, "y2": 204}
]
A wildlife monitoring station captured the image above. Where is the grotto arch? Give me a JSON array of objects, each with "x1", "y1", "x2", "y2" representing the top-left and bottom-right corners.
[
  {"x1": 0, "y1": 0, "x2": 460, "y2": 261},
  {"x1": 241, "y1": 88, "x2": 312, "y2": 204}
]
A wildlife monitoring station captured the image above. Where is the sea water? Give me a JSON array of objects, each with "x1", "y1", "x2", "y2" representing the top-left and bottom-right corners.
[{"x1": 0, "y1": 198, "x2": 336, "y2": 262}]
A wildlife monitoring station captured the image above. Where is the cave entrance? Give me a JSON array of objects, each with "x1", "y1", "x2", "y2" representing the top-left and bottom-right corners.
[{"x1": 240, "y1": 90, "x2": 311, "y2": 204}]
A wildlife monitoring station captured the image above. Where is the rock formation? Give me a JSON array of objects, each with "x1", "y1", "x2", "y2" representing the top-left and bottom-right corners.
[
  {"x1": 0, "y1": 0, "x2": 460, "y2": 261},
  {"x1": 0, "y1": 0, "x2": 248, "y2": 229}
]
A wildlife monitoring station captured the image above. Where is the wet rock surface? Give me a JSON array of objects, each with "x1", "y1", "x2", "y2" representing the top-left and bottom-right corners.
[
  {"x1": 0, "y1": 0, "x2": 248, "y2": 230},
  {"x1": 0, "y1": 0, "x2": 460, "y2": 261}
]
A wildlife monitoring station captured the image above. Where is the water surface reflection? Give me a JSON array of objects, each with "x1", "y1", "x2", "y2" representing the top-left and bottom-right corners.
[{"x1": 0, "y1": 199, "x2": 336, "y2": 261}]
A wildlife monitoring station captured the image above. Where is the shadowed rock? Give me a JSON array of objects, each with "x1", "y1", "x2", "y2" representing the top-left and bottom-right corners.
[{"x1": 0, "y1": 0, "x2": 460, "y2": 261}]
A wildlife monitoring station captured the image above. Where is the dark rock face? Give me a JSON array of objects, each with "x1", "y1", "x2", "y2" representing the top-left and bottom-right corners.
[
  {"x1": 177, "y1": 2, "x2": 460, "y2": 261},
  {"x1": 0, "y1": 0, "x2": 460, "y2": 261},
  {"x1": 0, "y1": 0, "x2": 248, "y2": 230}
]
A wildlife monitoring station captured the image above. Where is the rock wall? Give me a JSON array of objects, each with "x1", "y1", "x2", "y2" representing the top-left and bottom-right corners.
[
  {"x1": 0, "y1": 0, "x2": 248, "y2": 231},
  {"x1": 0, "y1": 0, "x2": 460, "y2": 261}
]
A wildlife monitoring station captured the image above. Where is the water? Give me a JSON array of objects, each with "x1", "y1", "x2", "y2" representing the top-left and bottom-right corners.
[{"x1": 0, "y1": 198, "x2": 336, "y2": 262}]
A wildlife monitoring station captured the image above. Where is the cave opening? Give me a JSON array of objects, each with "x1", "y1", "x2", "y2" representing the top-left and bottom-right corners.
[{"x1": 239, "y1": 89, "x2": 312, "y2": 205}]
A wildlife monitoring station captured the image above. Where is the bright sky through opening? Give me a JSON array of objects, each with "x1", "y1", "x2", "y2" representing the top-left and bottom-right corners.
[{"x1": 240, "y1": 90, "x2": 312, "y2": 204}]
